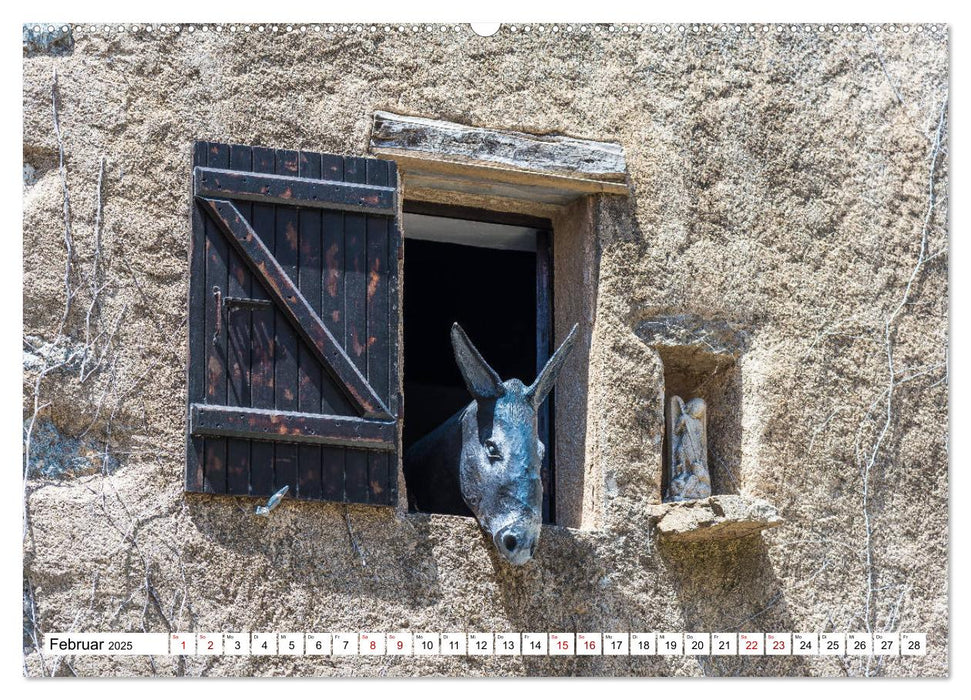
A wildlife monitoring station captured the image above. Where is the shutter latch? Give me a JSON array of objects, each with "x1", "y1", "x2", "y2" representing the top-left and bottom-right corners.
[
  {"x1": 213, "y1": 287, "x2": 275, "y2": 346},
  {"x1": 211, "y1": 286, "x2": 222, "y2": 345}
]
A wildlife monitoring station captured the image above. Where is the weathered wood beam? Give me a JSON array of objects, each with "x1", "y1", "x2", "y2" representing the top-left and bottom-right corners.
[
  {"x1": 194, "y1": 167, "x2": 396, "y2": 214},
  {"x1": 190, "y1": 404, "x2": 397, "y2": 450},
  {"x1": 198, "y1": 197, "x2": 393, "y2": 420},
  {"x1": 370, "y1": 111, "x2": 627, "y2": 183},
  {"x1": 388, "y1": 154, "x2": 629, "y2": 207}
]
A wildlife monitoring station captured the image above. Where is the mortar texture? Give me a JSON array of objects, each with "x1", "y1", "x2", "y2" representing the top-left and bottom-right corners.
[{"x1": 22, "y1": 23, "x2": 948, "y2": 677}]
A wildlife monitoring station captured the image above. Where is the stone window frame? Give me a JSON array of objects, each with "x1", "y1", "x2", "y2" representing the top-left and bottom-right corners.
[{"x1": 369, "y1": 111, "x2": 628, "y2": 529}]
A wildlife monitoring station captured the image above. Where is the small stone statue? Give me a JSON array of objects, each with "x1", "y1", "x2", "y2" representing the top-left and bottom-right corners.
[{"x1": 665, "y1": 396, "x2": 711, "y2": 502}]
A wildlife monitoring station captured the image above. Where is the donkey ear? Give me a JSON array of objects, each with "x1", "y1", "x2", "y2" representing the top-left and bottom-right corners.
[
  {"x1": 451, "y1": 323, "x2": 506, "y2": 400},
  {"x1": 526, "y1": 323, "x2": 579, "y2": 408}
]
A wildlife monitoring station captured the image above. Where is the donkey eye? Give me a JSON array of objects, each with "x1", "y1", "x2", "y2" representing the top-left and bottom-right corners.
[{"x1": 484, "y1": 440, "x2": 503, "y2": 461}]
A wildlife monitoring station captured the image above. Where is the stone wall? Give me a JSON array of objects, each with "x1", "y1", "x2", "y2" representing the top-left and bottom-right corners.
[{"x1": 22, "y1": 23, "x2": 948, "y2": 677}]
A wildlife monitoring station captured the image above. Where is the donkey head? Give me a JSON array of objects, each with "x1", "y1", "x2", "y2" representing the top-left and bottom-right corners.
[{"x1": 450, "y1": 322, "x2": 579, "y2": 566}]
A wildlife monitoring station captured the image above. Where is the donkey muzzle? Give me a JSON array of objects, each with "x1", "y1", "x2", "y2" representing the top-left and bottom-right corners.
[{"x1": 493, "y1": 525, "x2": 538, "y2": 566}]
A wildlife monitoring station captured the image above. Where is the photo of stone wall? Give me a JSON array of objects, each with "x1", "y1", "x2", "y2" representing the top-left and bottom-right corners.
[{"x1": 22, "y1": 22, "x2": 949, "y2": 677}]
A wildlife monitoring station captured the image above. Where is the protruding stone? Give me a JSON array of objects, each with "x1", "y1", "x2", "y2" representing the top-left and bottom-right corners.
[{"x1": 656, "y1": 495, "x2": 783, "y2": 543}]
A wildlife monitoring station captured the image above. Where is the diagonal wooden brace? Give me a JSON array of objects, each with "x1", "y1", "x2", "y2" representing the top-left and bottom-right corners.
[{"x1": 198, "y1": 197, "x2": 393, "y2": 420}]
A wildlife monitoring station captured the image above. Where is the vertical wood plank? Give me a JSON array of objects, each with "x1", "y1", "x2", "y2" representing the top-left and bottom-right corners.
[
  {"x1": 226, "y1": 145, "x2": 254, "y2": 495},
  {"x1": 536, "y1": 228, "x2": 554, "y2": 523},
  {"x1": 366, "y1": 159, "x2": 392, "y2": 504},
  {"x1": 273, "y1": 149, "x2": 300, "y2": 494},
  {"x1": 385, "y1": 160, "x2": 401, "y2": 505},
  {"x1": 226, "y1": 145, "x2": 254, "y2": 409},
  {"x1": 321, "y1": 450, "x2": 345, "y2": 502},
  {"x1": 343, "y1": 156, "x2": 370, "y2": 503},
  {"x1": 296, "y1": 444, "x2": 320, "y2": 501},
  {"x1": 365, "y1": 158, "x2": 391, "y2": 405},
  {"x1": 320, "y1": 154, "x2": 345, "y2": 342},
  {"x1": 320, "y1": 153, "x2": 349, "y2": 502},
  {"x1": 344, "y1": 449, "x2": 369, "y2": 506},
  {"x1": 296, "y1": 151, "x2": 323, "y2": 500},
  {"x1": 249, "y1": 146, "x2": 276, "y2": 497},
  {"x1": 187, "y1": 141, "x2": 209, "y2": 492},
  {"x1": 203, "y1": 142, "x2": 230, "y2": 494}
]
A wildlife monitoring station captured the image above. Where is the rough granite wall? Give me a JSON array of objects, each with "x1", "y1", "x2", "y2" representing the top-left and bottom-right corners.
[{"x1": 22, "y1": 23, "x2": 948, "y2": 677}]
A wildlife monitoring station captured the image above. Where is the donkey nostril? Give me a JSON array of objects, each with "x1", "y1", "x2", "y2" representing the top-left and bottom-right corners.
[{"x1": 502, "y1": 533, "x2": 518, "y2": 551}]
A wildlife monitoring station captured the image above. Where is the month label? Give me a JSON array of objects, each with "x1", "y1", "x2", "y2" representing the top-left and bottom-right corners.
[{"x1": 44, "y1": 633, "x2": 169, "y2": 656}]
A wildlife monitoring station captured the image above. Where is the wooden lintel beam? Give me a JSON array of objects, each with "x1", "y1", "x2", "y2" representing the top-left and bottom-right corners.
[
  {"x1": 190, "y1": 404, "x2": 397, "y2": 450},
  {"x1": 194, "y1": 166, "x2": 396, "y2": 214},
  {"x1": 370, "y1": 111, "x2": 627, "y2": 183}
]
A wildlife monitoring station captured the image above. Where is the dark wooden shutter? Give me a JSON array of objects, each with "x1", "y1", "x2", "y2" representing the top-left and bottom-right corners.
[{"x1": 186, "y1": 141, "x2": 400, "y2": 507}]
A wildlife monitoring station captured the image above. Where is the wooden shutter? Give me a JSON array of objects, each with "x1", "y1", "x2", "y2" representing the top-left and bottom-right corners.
[{"x1": 186, "y1": 141, "x2": 400, "y2": 506}]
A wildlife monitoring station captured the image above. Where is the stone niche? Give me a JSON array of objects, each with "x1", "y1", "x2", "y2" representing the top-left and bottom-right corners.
[
  {"x1": 638, "y1": 315, "x2": 745, "y2": 500},
  {"x1": 637, "y1": 315, "x2": 782, "y2": 542}
]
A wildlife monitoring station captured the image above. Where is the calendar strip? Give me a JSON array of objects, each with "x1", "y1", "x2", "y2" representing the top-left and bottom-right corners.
[{"x1": 44, "y1": 632, "x2": 928, "y2": 657}]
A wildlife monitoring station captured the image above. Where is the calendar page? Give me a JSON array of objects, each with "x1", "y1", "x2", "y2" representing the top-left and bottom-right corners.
[{"x1": 21, "y1": 9, "x2": 949, "y2": 680}]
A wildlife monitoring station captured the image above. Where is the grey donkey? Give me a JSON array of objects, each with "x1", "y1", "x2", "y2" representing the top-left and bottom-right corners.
[{"x1": 404, "y1": 322, "x2": 579, "y2": 565}]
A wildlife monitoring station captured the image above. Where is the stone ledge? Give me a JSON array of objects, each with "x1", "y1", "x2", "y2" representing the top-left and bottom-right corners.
[{"x1": 654, "y1": 495, "x2": 783, "y2": 544}]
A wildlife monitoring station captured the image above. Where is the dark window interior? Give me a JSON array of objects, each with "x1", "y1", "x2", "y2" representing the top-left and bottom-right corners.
[
  {"x1": 401, "y1": 204, "x2": 555, "y2": 522},
  {"x1": 403, "y1": 238, "x2": 537, "y2": 450}
]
